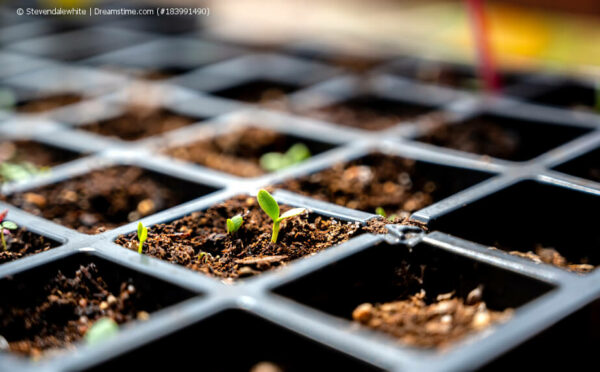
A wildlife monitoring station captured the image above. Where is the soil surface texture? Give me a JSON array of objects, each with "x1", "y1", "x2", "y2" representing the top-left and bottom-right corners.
[
  {"x1": 16, "y1": 94, "x2": 83, "y2": 114},
  {"x1": 503, "y1": 245, "x2": 595, "y2": 274},
  {"x1": 0, "y1": 228, "x2": 57, "y2": 264},
  {"x1": 280, "y1": 153, "x2": 442, "y2": 219},
  {"x1": 2, "y1": 166, "x2": 194, "y2": 234},
  {"x1": 82, "y1": 107, "x2": 198, "y2": 141},
  {"x1": 352, "y1": 287, "x2": 513, "y2": 349},
  {"x1": 419, "y1": 118, "x2": 520, "y2": 160},
  {"x1": 0, "y1": 263, "x2": 154, "y2": 358},
  {"x1": 303, "y1": 97, "x2": 434, "y2": 131},
  {"x1": 116, "y1": 195, "x2": 383, "y2": 280},
  {"x1": 166, "y1": 127, "x2": 318, "y2": 178}
]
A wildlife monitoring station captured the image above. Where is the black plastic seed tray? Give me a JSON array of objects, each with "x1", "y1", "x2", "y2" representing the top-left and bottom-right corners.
[{"x1": 1, "y1": 6, "x2": 600, "y2": 372}]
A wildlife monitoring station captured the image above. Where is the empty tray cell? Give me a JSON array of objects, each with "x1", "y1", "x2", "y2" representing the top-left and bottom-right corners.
[
  {"x1": 85, "y1": 309, "x2": 380, "y2": 371},
  {"x1": 0, "y1": 140, "x2": 80, "y2": 183},
  {"x1": 210, "y1": 79, "x2": 301, "y2": 104},
  {"x1": 165, "y1": 126, "x2": 336, "y2": 178},
  {"x1": 430, "y1": 180, "x2": 600, "y2": 273},
  {"x1": 279, "y1": 153, "x2": 490, "y2": 219},
  {"x1": 16, "y1": 93, "x2": 84, "y2": 114},
  {"x1": 481, "y1": 298, "x2": 600, "y2": 370},
  {"x1": 417, "y1": 114, "x2": 590, "y2": 161},
  {"x1": 0, "y1": 252, "x2": 195, "y2": 359},
  {"x1": 275, "y1": 242, "x2": 553, "y2": 349},
  {"x1": 526, "y1": 82, "x2": 597, "y2": 111},
  {"x1": 303, "y1": 95, "x2": 435, "y2": 131},
  {"x1": 387, "y1": 60, "x2": 524, "y2": 90},
  {"x1": 81, "y1": 107, "x2": 202, "y2": 141},
  {"x1": 553, "y1": 146, "x2": 600, "y2": 183},
  {"x1": 115, "y1": 194, "x2": 371, "y2": 280},
  {"x1": 2, "y1": 166, "x2": 218, "y2": 234}
]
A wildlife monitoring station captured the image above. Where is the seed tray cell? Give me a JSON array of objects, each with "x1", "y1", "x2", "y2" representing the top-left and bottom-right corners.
[
  {"x1": 81, "y1": 37, "x2": 243, "y2": 80},
  {"x1": 2, "y1": 12, "x2": 600, "y2": 370},
  {"x1": 6, "y1": 27, "x2": 154, "y2": 62},
  {"x1": 553, "y1": 145, "x2": 600, "y2": 183}
]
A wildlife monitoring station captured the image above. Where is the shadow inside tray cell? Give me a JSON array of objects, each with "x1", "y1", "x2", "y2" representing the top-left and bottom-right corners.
[
  {"x1": 1, "y1": 166, "x2": 219, "y2": 234},
  {"x1": 0, "y1": 140, "x2": 81, "y2": 184},
  {"x1": 0, "y1": 252, "x2": 195, "y2": 358},
  {"x1": 553, "y1": 146, "x2": 600, "y2": 183},
  {"x1": 417, "y1": 113, "x2": 590, "y2": 161},
  {"x1": 80, "y1": 107, "x2": 205, "y2": 141},
  {"x1": 481, "y1": 297, "x2": 600, "y2": 370},
  {"x1": 210, "y1": 79, "x2": 301, "y2": 103},
  {"x1": 301, "y1": 95, "x2": 436, "y2": 131},
  {"x1": 279, "y1": 152, "x2": 491, "y2": 218},
  {"x1": 165, "y1": 126, "x2": 336, "y2": 178},
  {"x1": 275, "y1": 242, "x2": 553, "y2": 349},
  {"x1": 525, "y1": 82, "x2": 597, "y2": 111},
  {"x1": 386, "y1": 60, "x2": 525, "y2": 90},
  {"x1": 430, "y1": 180, "x2": 600, "y2": 273},
  {"x1": 84, "y1": 309, "x2": 381, "y2": 371}
]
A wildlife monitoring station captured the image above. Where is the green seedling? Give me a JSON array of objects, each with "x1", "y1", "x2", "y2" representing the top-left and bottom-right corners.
[
  {"x1": 226, "y1": 214, "x2": 243, "y2": 234},
  {"x1": 0, "y1": 161, "x2": 48, "y2": 183},
  {"x1": 259, "y1": 143, "x2": 311, "y2": 172},
  {"x1": 85, "y1": 317, "x2": 119, "y2": 346},
  {"x1": 375, "y1": 207, "x2": 398, "y2": 221},
  {"x1": 0, "y1": 210, "x2": 17, "y2": 251},
  {"x1": 257, "y1": 189, "x2": 306, "y2": 243},
  {"x1": 137, "y1": 222, "x2": 148, "y2": 254}
]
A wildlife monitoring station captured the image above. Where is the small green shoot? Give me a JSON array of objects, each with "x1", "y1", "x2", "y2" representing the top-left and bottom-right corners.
[
  {"x1": 0, "y1": 161, "x2": 48, "y2": 183},
  {"x1": 0, "y1": 210, "x2": 17, "y2": 251},
  {"x1": 137, "y1": 222, "x2": 148, "y2": 254},
  {"x1": 257, "y1": 189, "x2": 306, "y2": 243},
  {"x1": 85, "y1": 318, "x2": 119, "y2": 346},
  {"x1": 374, "y1": 207, "x2": 398, "y2": 222},
  {"x1": 226, "y1": 214, "x2": 243, "y2": 234},
  {"x1": 259, "y1": 143, "x2": 311, "y2": 172}
]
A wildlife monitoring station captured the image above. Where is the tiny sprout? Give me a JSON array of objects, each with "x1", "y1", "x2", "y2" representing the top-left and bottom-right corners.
[
  {"x1": 0, "y1": 210, "x2": 17, "y2": 251},
  {"x1": 226, "y1": 214, "x2": 243, "y2": 234},
  {"x1": 137, "y1": 222, "x2": 148, "y2": 254},
  {"x1": 85, "y1": 317, "x2": 119, "y2": 346},
  {"x1": 257, "y1": 189, "x2": 306, "y2": 243},
  {"x1": 374, "y1": 207, "x2": 398, "y2": 222},
  {"x1": 0, "y1": 161, "x2": 48, "y2": 183},
  {"x1": 259, "y1": 143, "x2": 311, "y2": 172}
]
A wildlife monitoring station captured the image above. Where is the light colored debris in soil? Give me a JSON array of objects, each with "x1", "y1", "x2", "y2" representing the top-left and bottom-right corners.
[{"x1": 352, "y1": 287, "x2": 513, "y2": 349}]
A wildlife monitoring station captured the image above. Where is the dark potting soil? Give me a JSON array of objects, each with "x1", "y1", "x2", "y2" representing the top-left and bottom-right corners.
[
  {"x1": 0, "y1": 263, "x2": 154, "y2": 358},
  {"x1": 115, "y1": 195, "x2": 383, "y2": 280},
  {"x1": 16, "y1": 93, "x2": 84, "y2": 114},
  {"x1": 0, "y1": 228, "x2": 58, "y2": 264},
  {"x1": 211, "y1": 80, "x2": 299, "y2": 104},
  {"x1": 1, "y1": 166, "x2": 204, "y2": 234},
  {"x1": 81, "y1": 107, "x2": 199, "y2": 141},
  {"x1": 166, "y1": 126, "x2": 331, "y2": 178},
  {"x1": 303, "y1": 96, "x2": 435, "y2": 131},
  {"x1": 418, "y1": 118, "x2": 520, "y2": 160},
  {"x1": 280, "y1": 153, "x2": 448, "y2": 219},
  {"x1": 352, "y1": 287, "x2": 512, "y2": 349},
  {"x1": 0, "y1": 140, "x2": 80, "y2": 183}
]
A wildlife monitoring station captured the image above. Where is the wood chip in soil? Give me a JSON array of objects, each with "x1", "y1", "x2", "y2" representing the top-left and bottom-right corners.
[
  {"x1": 115, "y1": 195, "x2": 389, "y2": 280},
  {"x1": 0, "y1": 263, "x2": 155, "y2": 359},
  {"x1": 352, "y1": 287, "x2": 513, "y2": 349}
]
